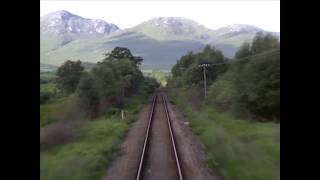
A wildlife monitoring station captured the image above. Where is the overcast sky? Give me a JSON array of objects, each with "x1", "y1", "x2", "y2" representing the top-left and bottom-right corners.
[{"x1": 40, "y1": 0, "x2": 280, "y2": 32}]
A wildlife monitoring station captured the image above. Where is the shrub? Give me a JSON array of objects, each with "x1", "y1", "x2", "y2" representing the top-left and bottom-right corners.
[
  {"x1": 40, "y1": 78, "x2": 49, "y2": 84},
  {"x1": 41, "y1": 123, "x2": 76, "y2": 149},
  {"x1": 208, "y1": 79, "x2": 236, "y2": 111},
  {"x1": 40, "y1": 91, "x2": 52, "y2": 104}
]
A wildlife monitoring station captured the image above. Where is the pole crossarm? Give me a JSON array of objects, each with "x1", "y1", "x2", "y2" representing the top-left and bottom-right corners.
[{"x1": 198, "y1": 62, "x2": 228, "y2": 99}]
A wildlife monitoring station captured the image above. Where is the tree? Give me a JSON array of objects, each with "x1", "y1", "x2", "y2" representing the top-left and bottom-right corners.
[
  {"x1": 171, "y1": 51, "x2": 194, "y2": 77},
  {"x1": 56, "y1": 60, "x2": 84, "y2": 94},
  {"x1": 75, "y1": 47, "x2": 145, "y2": 117},
  {"x1": 235, "y1": 42, "x2": 251, "y2": 59},
  {"x1": 104, "y1": 47, "x2": 143, "y2": 66},
  {"x1": 76, "y1": 73, "x2": 100, "y2": 118},
  {"x1": 234, "y1": 50, "x2": 280, "y2": 120},
  {"x1": 170, "y1": 45, "x2": 229, "y2": 88},
  {"x1": 169, "y1": 33, "x2": 280, "y2": 121},
  {"x1": 251, "y1": 32, "x2": 279, "y2": 54},
  {"x1": 210, "y1": 33, "x2": 280, "y2": 120}
]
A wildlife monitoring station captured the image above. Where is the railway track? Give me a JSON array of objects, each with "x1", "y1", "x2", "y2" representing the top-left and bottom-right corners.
[{"x1": 136, "y1": 93, "x2": 184, "y2": 180}]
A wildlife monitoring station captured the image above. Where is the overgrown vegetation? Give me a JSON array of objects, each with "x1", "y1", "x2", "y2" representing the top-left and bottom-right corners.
[
  {"x1": 40, "y1": 94, "x2": 147, "y2": 180},
  {"x1": 40, "y1": 72, "x2": 58, "y2": 104},
  {"x1": 167, "y1": 32, "x2": 280, "y2": 179},
  {"x1": 143, "y1": 69, "x2": 171, "y2": 87},
  {"x1": 169, "y1": 87, "x2": 280, "y2": 180},
  {"x1": 170, "y1": 47, "x2": 230, "y2": 88},
  {"x1": 41, "y1": 118, "x2": 128, "y2": 180},
  {"x1": 209, "y1": 32, "x2": 280, "y2": 121},
  {"x1": 75, "y1": 47, "x2": 158, "y2": 118},
  {"x1": 40, "y1": 47, "x2": 159, "y2": 180},
  {"x1": 168, "y1": 32, "x2": 280, "y2": 121}
]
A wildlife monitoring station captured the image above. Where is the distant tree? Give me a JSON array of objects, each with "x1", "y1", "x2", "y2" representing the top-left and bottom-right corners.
[
  {"x1": 171, "y1": 45, "x2": 229, "y2": 87},
  {"x1": 142, "y1": 77, "x2": 160, "y2": 94},
  {"x1": 104, "y1": 47, "x2": 143, "y2": 66},
  {"x1": 56, "y1": 60, "x2": 84, "y2": 94},
  {"x1": 235, "y1": 42, "x2": 251, "y2": 59},
  {"x1": 171, "y1": 51, "x2": 194, "y2": 77}
]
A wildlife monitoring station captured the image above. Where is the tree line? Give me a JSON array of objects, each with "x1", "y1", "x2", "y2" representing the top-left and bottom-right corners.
[
  {"x1": 168, "y1": 32, "x2": 280, "y2": 121},
  {"x1": 44, "y1": 47, "x2": 159, "y2": 118}
]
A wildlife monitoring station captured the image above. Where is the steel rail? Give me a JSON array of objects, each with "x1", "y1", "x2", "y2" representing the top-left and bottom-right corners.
[
  {"x1": 136, "y1": 94, "x2": 157, "y2": 180},
  {"x1": 162, "y1": 95, "x2": 184, "y2": 180}
]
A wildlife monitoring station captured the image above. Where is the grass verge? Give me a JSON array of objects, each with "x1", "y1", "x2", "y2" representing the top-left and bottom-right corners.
[
  {"x1": 40, "y1": 97, "x2": 67, "y2": 127},
  {"x1": 169, "y1": 88, "x2": 280, "y2": 180},
  {"x1": 40, "y1": 119, "x2": 128, "y2": 180},
  {"x1": 40, "y1": 94, "x2": 147, "y2": 180}
]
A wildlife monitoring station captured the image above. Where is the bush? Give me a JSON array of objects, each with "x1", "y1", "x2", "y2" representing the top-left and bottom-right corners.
[
  {"x1": 208, "y1": 79, "x2": 236, "y2": 111},
  {"x1": 40, "y1": 78, "x2": 49, "y2": 84},
  {"x1": 40, "y1": 91, "x2": 52, "y2": 104},
  {"x1": 41, "y1": 116, "x2": 130, "y2": 180},
  {"x1": 41, "y1": 123, "x2": 76, "y2": 149},
  {"x1": 105, "y1": 107, "x2": 120, "y2": 117},
  {"x1": 140, "y1": 77, "x2": 159, "y2": 95}
]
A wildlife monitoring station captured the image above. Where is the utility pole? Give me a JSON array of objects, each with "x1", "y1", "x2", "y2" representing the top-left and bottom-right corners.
[
  {"x1": 198, "y1": 63, "x2": 210, "y2": 99},
  {"x1": 199, "y1": 62, "x2": 229, "y2": 99},
  {"x1": 203, "y1": 65, "x2": 207, "y2": 99},
  {"x1": 121, "y1": 86, "x2": 125, "y2": 120}
]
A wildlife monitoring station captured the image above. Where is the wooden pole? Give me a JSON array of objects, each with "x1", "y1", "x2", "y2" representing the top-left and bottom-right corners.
[
  {"x1": 203, "y1": 66, "x2": 207, "y2": 99},
  {"x1": 121, "y1": 110, "x2": 124, "y2": 120}
]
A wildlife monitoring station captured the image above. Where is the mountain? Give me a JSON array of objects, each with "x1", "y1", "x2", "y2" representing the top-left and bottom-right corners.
[
  {"x1": 126, "y1": 17, "x2": 212, "y2": 42},
  {"x1": 209, "y1": 24, "x2": 277, "y2": 46},
  {"x1": 40, "y1": 10, "x2": 119, "y2": 53},
  {"x1": 42, "y1": 32, "x2": 206, "y2": 69},
  {"x1": 40, "y1": 11, "x2": 280, "y2": 70},
  {"x1": 40, "y1": 10, "x2": 119, "y2": 36}
]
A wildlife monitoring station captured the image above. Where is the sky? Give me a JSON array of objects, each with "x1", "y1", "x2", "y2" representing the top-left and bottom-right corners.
[{"x1": 40, "y1": 0, "x2": 280, "y2": 32}]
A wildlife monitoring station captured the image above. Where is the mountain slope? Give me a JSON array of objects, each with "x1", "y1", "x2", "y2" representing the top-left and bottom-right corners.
[
  {"x1": 40, "y1": 10, "x2": 119, "y2": 53},
  {"x1": 40, "y1": 10, "x2": 119, "y2": 36},
  {"x1": 40, "y1": 11, "x2": 280, "y2": 70},
  {"x1": 209, "y1": 24, "x2": 279, "y2": 46},
  {"x1": 42, "y1": 32, "x2": 209, "y2": 69},
  {"x1": 127, "y1": 17, "x2": 212, "y2": 42}
]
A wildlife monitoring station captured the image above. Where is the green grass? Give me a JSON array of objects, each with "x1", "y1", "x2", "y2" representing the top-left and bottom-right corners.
[
  {"x1": 40, "y1": 83, "x2": 57, "y2": 93},
  {"x1": 40, "y1": 71, "x2": 57, "y2": 79},
  {"x1": 40, "y1": 118, "x2": 129, "y2": 180},
  {"x1": 169, "y1": 88, "x2": 280, "y2": 180},
  {"x1": 40, "y1": 71, "x2": 58, "y2": 94},
  {"x1": 40, "y1": 96, "x2": 71, "y2": 127},
  {"x1": 40, "y1": 93, "x2": 148, "y2": 180}
]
